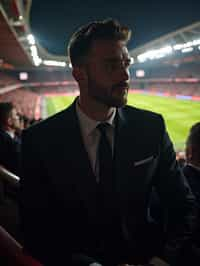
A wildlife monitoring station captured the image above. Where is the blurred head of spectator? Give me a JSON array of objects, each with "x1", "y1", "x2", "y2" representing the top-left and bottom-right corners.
[
  {"x1": 176, "y1": 151, "x2": 186, "y2": 168},
  {"x1": 0, "y1": 102, "x2": 20, "y2": 136},
  {"x1": 186, "y1": 122, "x2": 200, "y2": 168}
]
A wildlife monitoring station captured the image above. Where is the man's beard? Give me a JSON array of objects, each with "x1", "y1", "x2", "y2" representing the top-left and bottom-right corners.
[{"x1": 87, "y1": 75, "x2": 129, "y2": 108}]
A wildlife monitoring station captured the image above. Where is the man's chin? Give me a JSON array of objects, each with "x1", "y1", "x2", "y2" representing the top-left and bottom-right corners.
[
  {"x1": 114, "y1": 93, "x2": 128, "y2": 107},
  {"x1": 110, "y1": 97, "x2": 127, "y2": 107},
  {"x1": 112, "y1": 89, "x2": 128, "y2": 106}
]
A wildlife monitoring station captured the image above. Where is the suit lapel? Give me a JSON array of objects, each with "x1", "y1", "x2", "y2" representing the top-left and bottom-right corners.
[
  {"x1": 114, "y1": 108, "x2": 138, "y2": 183},
  {"x1": 114, "y1": 107, "x2": 150, "y2": 216}
]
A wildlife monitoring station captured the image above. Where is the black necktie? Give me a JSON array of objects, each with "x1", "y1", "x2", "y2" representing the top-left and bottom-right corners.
[
  {"x1": 96, "y1": 123, "x2": 121, "y2": 254},
  {"x1": 97, "y1": 123, "x2": 113, "y2": 191}
]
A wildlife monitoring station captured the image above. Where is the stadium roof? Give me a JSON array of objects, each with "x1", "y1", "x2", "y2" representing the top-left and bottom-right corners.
[
  {"x1": 0, "y1": 2, "x2": 32, "y2": 68},
  {"x1": 0, "y1": 0, "x2": 65, "y2": 70},
  {"x1": 130, "y1": 21, "x2": 200, "y2": 63},
  {"x1": 0, "y1": 0, "x2": 200, "y2": 70}
]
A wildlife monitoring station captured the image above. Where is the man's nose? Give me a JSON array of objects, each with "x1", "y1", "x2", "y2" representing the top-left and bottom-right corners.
[{"x1": 119, "y1": 66, "x2": 130, "y2": 82}]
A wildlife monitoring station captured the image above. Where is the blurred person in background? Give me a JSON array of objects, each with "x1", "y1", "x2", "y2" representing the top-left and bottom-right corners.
[
  {"x1": 0, "y1": 102, "x2": 21, "y2": 175},
  {"x1": 0, "y1": 102, "x2": 21, "y2": 244},
  {"x1": 183, "y1": 122, "x2": 200, "y2": 263},
  {"x1": 20, "y1": 19, "x2": 196, "y2": 266},
  {"x1": 176, "y1": 151, "x2": 186, "y2": 168}
]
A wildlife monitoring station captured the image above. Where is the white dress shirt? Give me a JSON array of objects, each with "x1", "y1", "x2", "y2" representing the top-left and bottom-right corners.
[{"x1": 76, "y1": 99, "x2": 116, "y2": 181}]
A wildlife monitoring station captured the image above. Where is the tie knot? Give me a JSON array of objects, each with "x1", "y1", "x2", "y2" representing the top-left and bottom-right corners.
[{"x1": 97, "y1": 123, "x2": 109, "y2": 135}]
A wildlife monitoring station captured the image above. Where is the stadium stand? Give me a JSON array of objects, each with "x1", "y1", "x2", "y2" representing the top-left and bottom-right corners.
[
  {"x1": 0, "y1": 88, "x2": 41, "y2": 119},
  {"x1": 0, "y1": 71, "x2": 18, "y2": 86}
]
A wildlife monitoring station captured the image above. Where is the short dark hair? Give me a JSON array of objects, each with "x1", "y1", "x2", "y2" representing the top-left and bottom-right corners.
[
  {"x1": 186, "y1": 122, "x2": 200, "y2": 154},
  {"x1": 0, "y1": 102, "x2": 14, "y2": 125},
  {"x1": 68, "y1": 18, "x2": 131, "y2": 66}
]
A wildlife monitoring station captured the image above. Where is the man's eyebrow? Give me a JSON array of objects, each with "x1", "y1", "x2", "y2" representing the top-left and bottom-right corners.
[{"x1": 104, "y1": 57, "x2": 121, "y2": 62}]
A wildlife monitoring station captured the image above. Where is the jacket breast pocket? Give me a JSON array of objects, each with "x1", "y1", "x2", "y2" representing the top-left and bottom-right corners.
[{"x1": 131, "y1": 155, "x2": 158, "y2": 187}]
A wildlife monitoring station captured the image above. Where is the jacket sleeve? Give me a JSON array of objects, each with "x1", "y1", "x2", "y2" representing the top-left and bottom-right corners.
[{"x1": 154, "y1": 117, "x2": 197, "y2": 265}]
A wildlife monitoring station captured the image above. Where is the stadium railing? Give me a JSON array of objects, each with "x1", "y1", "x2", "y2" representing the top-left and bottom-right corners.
[
  {"x1": 0, "y1": 225, "x2": 42, "y2": 266},
  {"x1": 0, "y1": 166, "x2": 43, "y2": 265}
]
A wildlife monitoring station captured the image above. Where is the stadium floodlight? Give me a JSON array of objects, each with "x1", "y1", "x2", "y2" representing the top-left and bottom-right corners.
[
  {"x1": 34, "y1": 58, "x2": 42, "y2": 66},
  {"x1": 30, "y1": 45, "x2": 42, "y2": 66},
  {"x1": 136, "y1": 69, "x2": 145, "y2": 78},
  {"x1": 181, "y1": 47, "x2": 194, "y2": 53},
  {"x1": 130, "y1": 57, "x2": 134, "y2": 64},
  {"x1": 173, "y1": 44, "x2": 183, "y2": 50},
  {"x1": 19, "y1": 72, "x2": 28, "y2": 81},
  {"x1": 192, "y1": 39, "x2": 200, "y2": 45},
  {"x1": 137, "y1": 45, "x2": 173, "y2": 62},
  {"x1": 173, "y1": 38, "x2": 200, "y2": 51},
  {"x1": 30, "y1": 45, "x2": 38, "y2": 56},
  {"x1": 43, "y1": 60, "x2": 66, "y2": 67},
  {"x1": 27, "y1": 34, "x2": 36, "y2": 45}
]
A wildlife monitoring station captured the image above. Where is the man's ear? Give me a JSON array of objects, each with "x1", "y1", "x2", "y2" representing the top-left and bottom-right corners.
[
  {"x1": 72, "y1": 66, "x2": 87, "y2": 83},
  {"x1": 7, "y1": 116, "x2": 12, "y2": 127}
]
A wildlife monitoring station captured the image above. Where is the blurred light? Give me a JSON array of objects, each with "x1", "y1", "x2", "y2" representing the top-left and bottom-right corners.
[
  {"x1": 43, "y1": 60, "x2": 66, "y2": 67},
  {"x1": 176, "y1": 95, "x2": 192, "y2": 100},
  {"x1": 34, "y1": 58, "x2": 42, "y2": 66},
  {"x1": 137, "y1": 37, "x2": 200, "y2": 63},
  {"x1": 136, "y1": 69, "x2": 145, "y2": 78},
  {"x1": 30, "y1": 45, "x2": 38, "y2": 56},
  {"x1": 181, "y1": 47, "x2": 194, "y2": 53},
  {"x1": 19, "y1": 16, "x2": 23, "y2": 20},
  {"x1": 130, "y1": 57, "x2": 134, "y2": 64},
  {"x1": 173, "y1": 39, "x2": 200, "y2": 51},
  {"x1": 193, "y1": 39, "x2": 200, "y2": 45},
  {"x1": 69, "y1": 62, "x2": 72, "y2": 68},
  {"x1": 137, "y1": 45, "x2": 173, "y2": 62},
  {"x1": 19, "y1": 72, "x2": 28, "y2": 81},
  {"x1": 198, "y1": 46, "x2": 200, "y2": 50},
  {"x1": 27, "y1": 34, "x2": 35, "y2": 45},
  {"x1": 30, "y1": 45, "x2": 42, "y2": 66}
]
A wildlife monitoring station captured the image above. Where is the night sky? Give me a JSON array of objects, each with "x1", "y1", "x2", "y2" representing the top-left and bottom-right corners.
[{"x1": 30, "y1": 0, "x2": 200, "y2": 55}]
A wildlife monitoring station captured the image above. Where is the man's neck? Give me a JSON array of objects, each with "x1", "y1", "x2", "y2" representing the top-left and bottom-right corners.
[{"x1": 78, "y1": 97, "x2": 115, "y2": 121}]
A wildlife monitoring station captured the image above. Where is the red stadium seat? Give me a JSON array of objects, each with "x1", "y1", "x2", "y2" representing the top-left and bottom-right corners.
[{"x1": 0, "y1": 225, "x2": 42, "y2": 266}]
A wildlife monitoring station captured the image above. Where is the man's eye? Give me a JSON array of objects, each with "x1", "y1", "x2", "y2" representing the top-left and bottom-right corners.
[
  {"x1": 105, "y1": 59, "x2": 130, "y2": 71},
  {"x1": 125, "y1": 59, "x2": 131, "y2": 67}
]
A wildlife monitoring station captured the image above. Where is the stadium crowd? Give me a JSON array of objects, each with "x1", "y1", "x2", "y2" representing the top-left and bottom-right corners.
[{"x1": 0, "y1": 88, "x2": 41, "y2": 120}]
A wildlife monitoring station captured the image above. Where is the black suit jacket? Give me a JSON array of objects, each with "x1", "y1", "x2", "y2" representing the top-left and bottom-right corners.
[
  {"x1": 183, "y1": 165, "x2": 200, "y2": 207},
  {"x1": 183, "y1": 165, "x2": 200, "y2": 248},
  {"x1": 20, "y1": 100, "x2": 196, "y2": 266}
]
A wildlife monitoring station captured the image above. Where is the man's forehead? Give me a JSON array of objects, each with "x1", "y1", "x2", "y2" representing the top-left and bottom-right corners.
[{"x1": 90, "y1": 39, "x2": 129, "y2": 58}]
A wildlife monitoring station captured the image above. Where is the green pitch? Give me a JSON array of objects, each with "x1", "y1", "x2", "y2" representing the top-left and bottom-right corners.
[{"x1": 46, "y1": 93, "x2": 200, "y2": 150}]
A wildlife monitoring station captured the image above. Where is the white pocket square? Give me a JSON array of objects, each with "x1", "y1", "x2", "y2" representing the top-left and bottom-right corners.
[{"x1": 134, "y1": 155, "x2": 154, "y2": 166}]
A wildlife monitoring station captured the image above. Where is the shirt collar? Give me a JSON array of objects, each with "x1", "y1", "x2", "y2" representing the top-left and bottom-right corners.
[
  {"x1": 76, "y1": 98, "x2": 116, "y2": 137},
  {"x1": 5, "y1": 130, "x2": 15, "y2": 139}
]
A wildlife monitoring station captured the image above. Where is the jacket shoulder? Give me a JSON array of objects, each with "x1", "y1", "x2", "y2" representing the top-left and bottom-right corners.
[
  {"x1": 23, "y1": 104, "x2": 73, "y2": 138},
  {"x1": 122, "y1": 105, "x2": 164, "y2": 125}
]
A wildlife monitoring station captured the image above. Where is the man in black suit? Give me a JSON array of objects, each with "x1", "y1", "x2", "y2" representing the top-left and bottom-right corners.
[
  {"x1": 183, "y1": 122, "x2": 200, "y2": 263},
  {"x1": 20, "y1": 19, "x2": 196, "y2": 266},
  {"x1": 0, "y1": 102, "x2": 20, "y2": 175}
]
